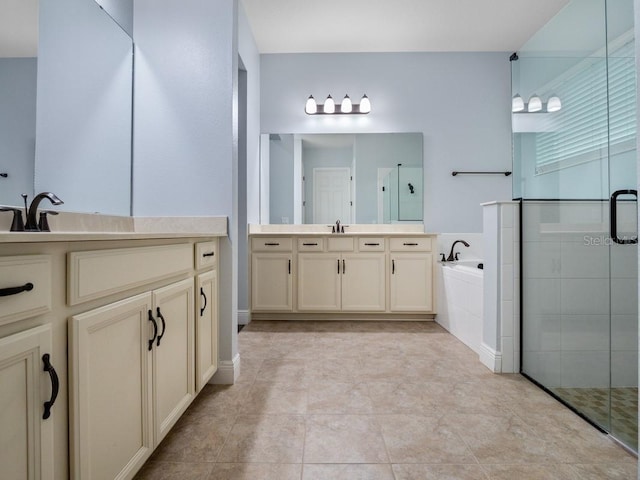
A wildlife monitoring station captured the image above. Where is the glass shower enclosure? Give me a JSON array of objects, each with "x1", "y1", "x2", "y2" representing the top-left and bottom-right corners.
[{"x1": 513, "y1": 0, "x2": 638, "y2": 451}]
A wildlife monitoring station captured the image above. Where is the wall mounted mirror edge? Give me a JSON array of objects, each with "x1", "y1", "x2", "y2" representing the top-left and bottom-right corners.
[
  {"x1": 0, "y1": 0, "x2": 134, "y2": 216},
  {"x1": 262, "y1": 132, "x2": 424, "y2": 225}
]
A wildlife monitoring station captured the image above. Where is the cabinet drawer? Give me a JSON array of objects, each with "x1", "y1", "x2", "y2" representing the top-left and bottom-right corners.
[
  {"x1": 390, "y1": 237, "x2": 432, "y2": 252},
  {"x1": 298, "y1": 238, "x2": 324, "y2": 252},
  {"x1": 0, "y1": 255, "x2": 52, "y2": 326},
  {"x1": 327, "y1": 237, "x2": 354, "y2": 252},
  {"x1": 195, "y1": 241, "x2": 217, "y2": 270},
  {"x1": 251, "y1": 237, "x2": 293, "y2": 252},
  {"x1": 358, "y1": 238, "x2": 385, "y2": 252},
  {"x1": 68, "y1": 244, "x2": 192, "y2": 305}
]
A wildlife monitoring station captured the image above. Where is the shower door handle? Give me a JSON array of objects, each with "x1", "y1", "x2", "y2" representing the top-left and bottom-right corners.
[{"x1": 610, "y1": 189, "x2": 638, "y2": 245}]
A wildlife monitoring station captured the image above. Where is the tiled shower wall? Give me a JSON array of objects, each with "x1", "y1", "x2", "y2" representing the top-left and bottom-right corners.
[
  {"x1": 521, "y1": 201, "x2": 637, "y2": 389},
  {"x1": 482, "y1": 202, "x2": 520, "y2": 373}
]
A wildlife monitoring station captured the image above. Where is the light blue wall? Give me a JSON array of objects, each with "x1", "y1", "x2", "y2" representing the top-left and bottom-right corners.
[
  {"x1": 134, "y1": 0, "x2": 240, "y2": 372},
  {"x1": 238, "y1": 2, "x2": 261, "y2": 314},
  {"x1": 0, "y1": 58, "x2": 36, "y2": 204},
  {"x1": 35, "y1": 0, "x2": 132, "y2": 215},
  {"x1": 260, "y1": 52, "x2": 513, "y2": 233}
]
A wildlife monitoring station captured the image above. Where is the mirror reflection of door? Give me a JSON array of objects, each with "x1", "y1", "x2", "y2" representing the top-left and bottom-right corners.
[{"x1": 313, "y1": 168, "x2": 352, "y2": 224}]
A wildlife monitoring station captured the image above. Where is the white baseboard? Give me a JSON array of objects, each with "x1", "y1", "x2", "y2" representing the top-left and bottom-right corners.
[
  {"x1": 238, "y1": 309, "x2": 250, "y2": 325},
  {"x1": 210, "y1": 353, "x2": 240, "y2": 385},
  {"x1": 479, "y1": 342, "x2": 502, "y2": 373}
]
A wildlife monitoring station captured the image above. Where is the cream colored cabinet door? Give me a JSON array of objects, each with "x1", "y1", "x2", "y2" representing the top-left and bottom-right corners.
[
  {"x1": 297, "y1": 253, "x2": 341, "y2": 311},
  {"x1": 390, "y1": 253, "x2": 433, "y2": 312},
  {"x1": 70, "y1": 293, "x2": 154, "y2": 480},
  {"x1": 341, "y1": 253, "x2": 386, "y2": 311},
  {"x1": 251, "y1": 253, "x2": 293, "y2": 311},
  {"x1": 195, "y1": 271, "x2": 218, "y2": 392},
  {"x1": 152, "y1": 278, "x2": 195, "y2": 445},
  {"x1": 0, "y1": 325, "x2": 54, "y2": 480}
]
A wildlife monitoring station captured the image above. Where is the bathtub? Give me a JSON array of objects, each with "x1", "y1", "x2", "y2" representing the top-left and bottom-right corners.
[{"x1": 439, "y1": 260, "x2": 484, "y2": 355}]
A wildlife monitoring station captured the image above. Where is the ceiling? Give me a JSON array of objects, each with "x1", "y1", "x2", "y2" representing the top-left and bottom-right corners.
[{"x1": 241, "y1": 0, "x2": 570, "y2": 54}]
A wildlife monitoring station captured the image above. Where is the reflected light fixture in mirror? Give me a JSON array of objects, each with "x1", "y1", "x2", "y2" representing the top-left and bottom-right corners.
[
  {"x1": 305, "y1": 94, "x2": 371, "y2": 115},
  {"x1": 527, "y1": 94, "x2": 542, "y2": 112},
  {"x1": 546, "y1": 94, "x2": 562, "y2": 112},
  {"x1": 511, "y1": 93, "x2": 562, "y2": 113},
  {"x1": 512, "y1": 94, "x2": 525, "y2": 112}
]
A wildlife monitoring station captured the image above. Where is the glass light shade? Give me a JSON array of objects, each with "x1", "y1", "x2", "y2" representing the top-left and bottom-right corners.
[
  {"x1": 324, "y1": 95, "x2": 335, "y2": 114},
  {"x1": 512, "y1": 94, "x2": 525, "y2": 113},
  {"x1": 527, "y1": 94, "x2": 542, "y2": 112},
  {"x1": 359, "y1": 94, "x2": 371, "y2": 113},
  {"x1": 341, "y1": 95, "x2": 352, "y2": 113},
  {"x1": 546, "y1": 95, "x2": 562, "y2": 112},
  {"x1": 305, "y1": 95, "x2": 317, "y2": 114}
]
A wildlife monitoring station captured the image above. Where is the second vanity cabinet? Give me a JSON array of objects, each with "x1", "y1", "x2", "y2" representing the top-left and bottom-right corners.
[
  {"x1": 389, "y1": 238, "x2": 434, "y2": 312},
  {"x1": 297, "y1": 237, "x2": 386, "y2": 312},
  {"x1": 250, "y1": 238, "x2": 293, "y2": 311},
  {"x1": 250, "y1": 232, "x2": 436, "y2": 318}
]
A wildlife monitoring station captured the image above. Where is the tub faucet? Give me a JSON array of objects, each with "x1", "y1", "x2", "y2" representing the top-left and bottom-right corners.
[
  {"x1": 24, "y1": 192, "x2": 64, "y2": 231},
  {"x1": 446, "y1": 240, "x2": 470, "y2": 262}
]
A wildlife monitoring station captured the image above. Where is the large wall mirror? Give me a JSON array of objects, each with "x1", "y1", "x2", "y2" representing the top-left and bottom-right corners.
[
  {"x1": 263, "y1": 133, "x2": 423, "y2": 224},
  {"x1": 0, "y1": 0, "x2": 133, "y2": 215}
]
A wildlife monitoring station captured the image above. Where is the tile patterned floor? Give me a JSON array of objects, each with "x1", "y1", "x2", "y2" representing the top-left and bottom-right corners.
[
  {"x1": 135, "y1": 321, "x2": 637, "y2": 480},
  {"x1": 553, "y1": 386, "x2": 638, "y2": 452}
]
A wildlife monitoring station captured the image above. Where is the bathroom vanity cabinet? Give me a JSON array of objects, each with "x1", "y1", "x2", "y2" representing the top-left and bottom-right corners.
[
  {"x1": 0, "y1": 232, "x2": 222, "y2": 480},
  {"x1": 249, "y1": 230, "x2": 436, "y2": 319}
]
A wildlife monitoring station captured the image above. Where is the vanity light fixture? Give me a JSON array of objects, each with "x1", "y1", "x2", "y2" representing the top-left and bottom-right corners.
[
  {"x1": 305, "y1": 94, "x2": 371, "y2": 115},
  {"x1": 324, "y1": 95, "x2": 336, "y2": 114},
  {"x1": 512, "y1": 93, "x2": 562, "y2": 113},
  {"x1": 341, "y1": 95, "x2": 352, "y2": 113},
  {"x1": 305, "y1": 95, "x2": 317, "y2": 114}
]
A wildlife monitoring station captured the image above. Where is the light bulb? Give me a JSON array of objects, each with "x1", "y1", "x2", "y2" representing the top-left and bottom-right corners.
[
  {"x1": 305, "y1": 95, "x2": 317, "y2": 115},
  {"x1": 324, "y1": 95, "x2": 335, "y2": 114},
  {"x1": 527, "y1": 94, "x2": 542, "y2": 112},
  {"x1": 512, "y1": 94, "x2": 525, "y2": 113},
  {"x1": 341, "y1": 95, "x2": 352, "y2": 113},
  {"x1": 359, "y1": 94, "x2": 371, "y2": 114},
  {"x1": 546, "y1": 95, "x2": 562, "y2": 112}
]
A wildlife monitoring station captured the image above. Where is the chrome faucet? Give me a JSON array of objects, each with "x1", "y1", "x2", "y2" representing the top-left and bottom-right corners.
[
  {"x1": 446, "y1": 239, "x2": 470, "y2": 262},
  {"x1": 24, "y1": 192, "x2": 64, "y2": 231}
]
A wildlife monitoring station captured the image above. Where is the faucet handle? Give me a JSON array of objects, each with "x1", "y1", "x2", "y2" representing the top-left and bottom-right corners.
[
  {"x1": 38, "y1": 211, "x2": 59, "y2": 232},
  {"x1": 455, "y1": 252, "x2": 460, "y2": 261},
  {"x1": 0, "y1": 207, "x2": 25, "y2": 232},
  {"x1": 440, "y1": 253, "x2": 446, "y2": 262}
]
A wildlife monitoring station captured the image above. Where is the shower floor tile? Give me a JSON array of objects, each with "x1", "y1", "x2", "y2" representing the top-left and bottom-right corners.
[{"x1": 553, "y1": 386, "x2": 638, "y2": 451}]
